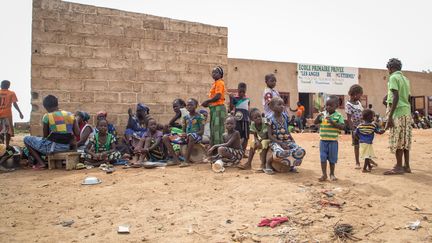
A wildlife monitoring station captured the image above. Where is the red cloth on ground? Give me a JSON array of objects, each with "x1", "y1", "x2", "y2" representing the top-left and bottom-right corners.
[{"x1": 257, "y1": 217, "x2": 289, "y2": 228}]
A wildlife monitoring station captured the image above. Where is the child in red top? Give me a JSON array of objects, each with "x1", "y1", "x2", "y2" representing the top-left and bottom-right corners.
[{"x1": 0, "y1": 80, "x2": 24, "y2": 148}]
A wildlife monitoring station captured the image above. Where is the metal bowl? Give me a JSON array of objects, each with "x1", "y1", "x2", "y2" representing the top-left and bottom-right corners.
[{"x1": 81, "y1": 176, "x2": 102, "y2": 185}]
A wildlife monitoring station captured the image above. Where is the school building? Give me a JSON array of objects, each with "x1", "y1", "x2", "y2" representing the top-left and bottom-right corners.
[
  {"x1": 226, "y1": 59, "x2": 432, "y2": 120},
  {"x1": 30, "y1": 0, "x2": 432, "y2": 135}
]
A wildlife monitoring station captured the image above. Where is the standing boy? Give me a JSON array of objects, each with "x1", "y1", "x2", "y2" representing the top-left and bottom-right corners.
[
  {"x1": 290, "y1": 102, "x2": 305, "y2": 132},
  {"x1": 314, "y1": 96, "x2": 345, "y2": 181},
  {"x1": 384, "y1": 58, "x2": 412, "y2": 175},
  {"x1": 0, "y1": 80, "x2": 24, "y2": 148}
]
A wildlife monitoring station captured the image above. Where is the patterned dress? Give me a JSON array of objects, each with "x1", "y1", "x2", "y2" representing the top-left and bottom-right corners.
[
  {"x1": 84, "y1": 132, "x2": 121, "y2": 162},
  {"x1": 231, "y1": 96, "x2": 250, "y2": 141},
  {"x1": 269, "y1": 113, "x2": 306, "y2": 167}
]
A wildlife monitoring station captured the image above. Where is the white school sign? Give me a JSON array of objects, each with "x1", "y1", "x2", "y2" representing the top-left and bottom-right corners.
[{"x1": 297, "y1": 63, "x2": 359, "y2": 95}]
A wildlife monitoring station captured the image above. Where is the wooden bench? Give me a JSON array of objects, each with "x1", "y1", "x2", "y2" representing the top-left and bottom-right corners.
[{"x1": 47, "y1": 152, "x2": 81, "y2": 170}]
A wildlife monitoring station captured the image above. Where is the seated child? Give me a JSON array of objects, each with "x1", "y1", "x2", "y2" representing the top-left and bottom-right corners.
[
  {"x1": 75, "y1": 111, "x2": 93, "y2": 149},
  {"x1": 23, "y1": 95, "x2": 79, "y2": 169},
  {"x1": 314, "y1": 96, "x2": 345, "y2": 181},
  {"x1": 163, "y1": 98, "x2": 205, "y2": 167},
  {"x1": 134, "y1": 118, "x2": 165, "y2": 163},
  {"x1": 124, "y1": 103, "x2": 150, "y2": 152},
  {"x1": 96, "y1": 111, "x2": 118, "y2": 139},
  {"x1": 168, "y1": 99, "x2": 187, "y2": 129},
  {"x1": 267, "y1": 97, "x2": 306, "y2": 174},
  {"x1": 199, "y1": 109, "x2": 211, "y2": 144},
  {"x1": 355, "y1": 109, "x2": 385, "y2": 172},
  {"x1": 229, "y1": 82, "x2": 250, "y2": 151},
  {"x1": 84, "y1": 119, "x2": 121, "y2": 165},
  {"x1": 208, "y1": 116, "x2": 243, "y2": 166},
  {"x1": 238, "y1": 108, "x2": 270, "y2": 171}
]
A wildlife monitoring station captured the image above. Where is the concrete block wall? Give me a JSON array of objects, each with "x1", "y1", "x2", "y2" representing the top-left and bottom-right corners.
[{"x1": 31, "y1": 0, "x2": 228, "y2": 135}]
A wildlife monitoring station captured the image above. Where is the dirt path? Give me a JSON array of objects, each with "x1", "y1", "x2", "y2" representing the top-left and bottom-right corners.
[{"x1": 1, "y1": 130, "x2": 431, "y2": 242}]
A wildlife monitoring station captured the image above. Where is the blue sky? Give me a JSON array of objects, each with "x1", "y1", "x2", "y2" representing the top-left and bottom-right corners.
[{"x1": 1, "y1": 0, "x2": 431, "y2": 122}]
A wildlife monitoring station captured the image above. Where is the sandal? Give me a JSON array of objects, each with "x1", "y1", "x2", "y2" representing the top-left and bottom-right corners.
[
  {"x1": 166, "y1": 160, "x2": 179, "y2": 166},
  {"x1": 237, "y1": 164, "x2": 251, "y2": 170},
  {"x1": 403, "y1": 167, "x2": 412, "y2": 173},
  {"x1": 383, "y1": 167, "x2": 404, "y2": 175},
  {"x1": 32, "y1": 164, "x2": 46, "y2": 170},
  {"x1": 130, "y1": 163, "x2": 143, "y2": 168},
  {"x1": 179, "y1": 162, "x2": 190, "y2": 168},
  {"x1": 263, "y1": 168, "x2": 275, "y2": 175},
  {"x1": 0, "y1": 165, "x2": 15, "y2": 172},
  {"x1": 289, "y1": 166, "x2": 299, "y2": 173}
]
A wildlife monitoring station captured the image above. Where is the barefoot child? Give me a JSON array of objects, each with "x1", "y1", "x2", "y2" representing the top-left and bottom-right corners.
[
  {"x1": 201, "y1": 66, "x2": 226, "y2": 145},
  {"x1": 84, "y1": 119, "x2": 121, "y2": 165},
  {"x1": 314, "y1": 96, "x2": 345, "y2": 181},
  {"x1": 267, "y1": 97, "x2": 306, "y2": 174},
  {"x1": 163, "y1": 98, "x2": 205, "y2": 167},
  {"x1": 229, "y1": 82, "x2": 250, "y2": 151},
  {"x1": 238, "y1": 108, "x2": 269, "y2": 171},
  {"x1": 0, "y1": 80, "x2": 24, "y2": 148},
  {"x1": 345, "y1": 84, "x2": 364, "y2": 169},
  {"x1": 208, "y1": 116, "x2": 243, "y2": 166},
  {"x1": 23, "y1": 95, "x2": 79, "y2": 168},
  {"x1": 355, "y1": 109, "x2": 385, "y2": 172},
  {"x1": 135, "y1": 118, "x2": 165, "y2": 163}
]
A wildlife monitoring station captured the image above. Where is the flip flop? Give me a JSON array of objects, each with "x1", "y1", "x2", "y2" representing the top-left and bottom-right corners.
[
  {"x1": 355, "y1": 164, "x2": 361, "y2": 169},
  {"x1": 130, "y1": 163, "x2": 143, "y2": 168},
  {"x1": 179, "y1": 162, "x2": 190, "y2": 168},
  {"x1": 403, "y1": 167, "x2": 412, "y2": 173},
  {"x1": 237, "y1": 164, "x2": 251, "y2": 170},
  {"x1": 166, "y1": 160, "x2": 179, "y2": 166},
  {"x1": 263, "y1": 168, "x2": 275, "y2": 175},
  {"x1": 32, "y1": 164, "x2": 46, "y2": 170},
  {"x1": 289, "y1": 167, "x2": 299, "y2": 173},
  {"x1": 383, "y1": 168, "x2": 404, "y2": 175},
  {"x1": 0, "y1": 165, "x2": 14, "y2": 172},
  {"x1": 370, "y1": 160, "x2": 378, "y2": 167}
]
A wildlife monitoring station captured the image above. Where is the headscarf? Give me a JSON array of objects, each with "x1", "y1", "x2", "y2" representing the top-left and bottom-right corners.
[
  {"x1": 137, "y1": 103, "x2": 150, "y2": 113},
  {"x1": 97, "y1": 111, "x2": 107, "y2": 118},
  {"x1": 76, "y1": 111, "x2": 90, "y2": 122},
  {"x1": 214, "y1": 66, "x2": 224, "y2": 77}
]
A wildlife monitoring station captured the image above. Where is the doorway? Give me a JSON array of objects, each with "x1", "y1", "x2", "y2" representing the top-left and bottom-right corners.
[{"x1": 299, "y1": 93, "x2": 312, "y2": 118}]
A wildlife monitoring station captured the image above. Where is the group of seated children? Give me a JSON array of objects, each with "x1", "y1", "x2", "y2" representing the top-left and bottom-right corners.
[{"x1": 22, "y1": 92, "x2": 309, "y2": 175}]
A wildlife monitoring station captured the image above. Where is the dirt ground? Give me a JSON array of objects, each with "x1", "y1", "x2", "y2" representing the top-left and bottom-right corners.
[{"x1": 1, "y1": 130, "x2": 432, "y2": 243}]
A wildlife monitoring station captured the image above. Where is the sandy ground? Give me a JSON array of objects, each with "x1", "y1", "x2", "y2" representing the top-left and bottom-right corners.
[{"x1": 1, "y1": 130, "x2": 432, "y2": 243}]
